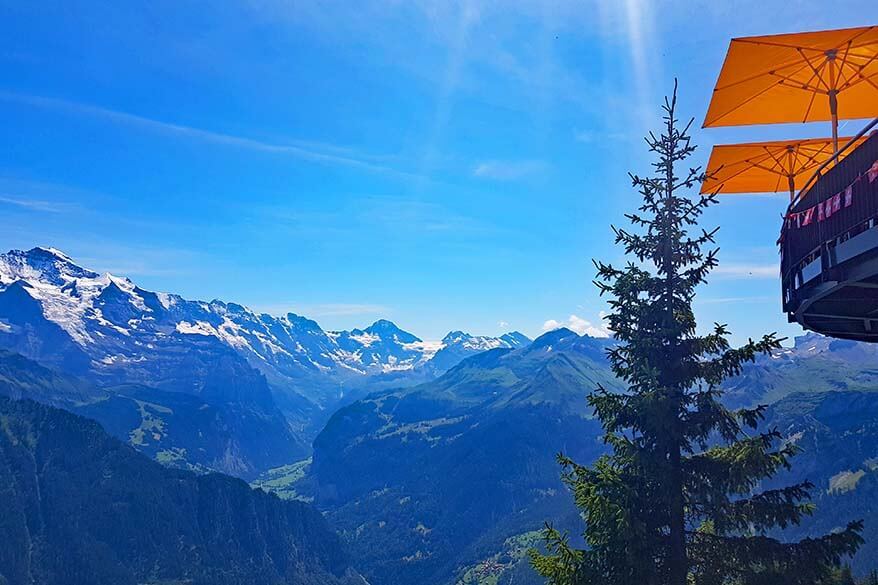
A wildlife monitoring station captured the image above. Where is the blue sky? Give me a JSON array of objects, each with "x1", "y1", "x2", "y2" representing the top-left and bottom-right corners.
[{"x1": 0, "y1": 1, "x2": 871, "y2": 342}]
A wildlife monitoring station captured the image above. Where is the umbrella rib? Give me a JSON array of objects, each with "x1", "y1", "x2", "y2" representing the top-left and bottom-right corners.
[
  {"x1": 801, "y1": 88, "x2": 818, "y2": 123},
  {"x1": 715, "y1": 56, "x2": 821, "y2": 90},
  {"x1": 746, "y1": 151, "x2": 789, "y2": 176},
  {"x1": 733, "y1": 27, "x2": 875, "y2": 52},
  {"x1": 735, "y1": 38, "x2": 839, "y2": 52},
  {"x1": 705, "y1": 82, "x2": 785, "y2": 125},
  {"x1": 705, "y1": 136, "x2": 855, "y2": 193},
  {"x1": 838, "y1": 41, "x2": 855, "y2": 89},
  {"x1": 797, "y1": 143, "x2": 833, "y2": 171},
  {"x1": 857, "y1": 74, "x2": 878, "y2": 92},
  {"x1": 707, "y1": 27, "x2": 878, "y2": 126},
  {"x1": 715, "y1": 28, "x2": 876, "y2": 90},
  {"x1": 836, "y1": 61, "x2": 860, "y2": 91},
  {"x1": 842, "y1": 50, "x2": 878, "y2": 90},
  {"x1": 834, "y1": 45, "x2": 878, "y2": 90},
  {"x1": 856, "y1": 50, "x2": 878, "y2": 71},
  {"x1": 840, "y1": 26, "x2": 877, "y2": 50},
  {"x1": 714, "y1": 52, "x2": 874, "y2": 91},
  {"x1": 792, "y1": 148, "x2": 809, "y2": 175},
  {"x1": 838, "y1": 63, "x2": 878, "y2": 93},
  {"x1": 769, "y1": 70, "x2": 824, "y2": 93},
  {"x1": 760, "y1": 147, "x2": 791, "y2": 175},
  {"x1": 798, "y1": 48, "x2": 831, "y2": 91},
  {"x1": 705, "y1": 151, "x2": 774, "y2": 187}
]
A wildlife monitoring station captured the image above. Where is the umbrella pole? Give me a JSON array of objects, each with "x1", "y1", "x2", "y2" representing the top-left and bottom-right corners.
[
  {"x1": 830, "y1": 91, "x2": 839, "y2": 155},
  {"x1": 827, "y1": 51, "x2": 839, "y2": 155},
  {"x1": 788, "y1": 174, "x2": 795, "y2": 201}
]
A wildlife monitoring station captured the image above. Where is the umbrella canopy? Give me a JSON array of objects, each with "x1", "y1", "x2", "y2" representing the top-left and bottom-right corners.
[
  {"x1": 703, "y1": 26, "x2": 878, "y2": 150},
  {"x1": 700, "y1": 136, "x2": 864, "y2": 198}
]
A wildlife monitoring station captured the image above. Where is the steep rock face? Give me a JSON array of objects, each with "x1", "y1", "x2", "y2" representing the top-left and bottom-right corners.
[
  {"x1": 330, "y1": 319, "x2": 434, "y2": 374},
  {"x1": 0, "y1": 247, "x2": 531, "y2": 475},
  {"x1": 0, "y1": 279, "x2": 92, "y2": 374},
  {"x1": 0, "y1": 351, "x2": 301, "y2": 479},
  {"x1": 427, "y1": 330, "x2": 530, "y2": 372},
  {"x1": 0, "y1": 397, "x2": 365, "y2": 585},
  {"x1": 0, "y1": 248, "x2": 530, "y2": 400},
  {"x1": 310, "y1": 329, "x2": 618, "y2": 585},
  {"x1": 0, "y1": 349, "x2": 100, "y2": 406}
]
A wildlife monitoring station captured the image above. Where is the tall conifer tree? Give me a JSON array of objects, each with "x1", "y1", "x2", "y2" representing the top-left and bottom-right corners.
[{"x1": 530, "y1": 83, "x2": 862, "y2": 585}]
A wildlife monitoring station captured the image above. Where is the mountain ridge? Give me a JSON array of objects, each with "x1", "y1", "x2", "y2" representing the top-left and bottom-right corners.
[
  {"x1": 308, "y1": 328, "x2": 618, "y2": 584},
  {"x1": 0, "y1": 247, "x2": 531, "y2": 388},
  {"x1": 305, "y1": 325, "x2": 878, "y2": 584},
  {"x1": 0, "y1": 396, "x2": 366, "y2": 585},
  {"x1": 0, "y1": 246, "x2": 533, "y2": 477}
]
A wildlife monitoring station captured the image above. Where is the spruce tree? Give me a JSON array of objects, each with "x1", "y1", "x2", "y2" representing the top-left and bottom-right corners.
[
  {"x1": 530, "y1": 82, "x2": 863, "y2": 585},
  {"x1": 835, "y1": 566, "x2": 856, "y2": 585}
]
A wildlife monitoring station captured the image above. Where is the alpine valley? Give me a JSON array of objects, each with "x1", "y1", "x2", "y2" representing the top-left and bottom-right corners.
[
  {"x1": 3, "y1": 247, "x2": 878, "y2": 584},
  {"x1": 0, "y1": 247, "x2": 530, "y2": 477}
]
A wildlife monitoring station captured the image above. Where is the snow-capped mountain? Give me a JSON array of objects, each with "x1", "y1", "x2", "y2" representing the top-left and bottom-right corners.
[
  {"x1": 0, "y1": 247, "x2": 532, "y2": 476},
  {"x1": 329, "y1": 320, "x2": 441, "y2": 373},
  {"x1": 0, "y1": 247, "x2": 530, "y2": 401},
  {"x1": 427, "y1": 330, "x2": 531, "y2": 371}
]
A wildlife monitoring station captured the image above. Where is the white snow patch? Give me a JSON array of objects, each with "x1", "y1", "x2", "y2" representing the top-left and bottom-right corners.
[
  {"x1": 156, "y1": 292, "x2": 176, "y2": 309},
  {"x1": 403, "y1": 340, "x2": 443, "y2": 361},
  {"x1": 349, "y1": 332, "x2": 380, "y2": 347},
  {"x1": 98, "y1": 354, "x2": 147, "y2": 365},
  {"x1": 176, "y1": 321, "x2": 218, "y2": 336},
  {"x1": 41, "y1": 247, "x2": 76, "y2": 263}
]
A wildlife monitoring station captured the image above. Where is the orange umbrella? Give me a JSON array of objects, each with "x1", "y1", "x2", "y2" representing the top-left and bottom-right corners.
[
  {"x1": 700, "y1": 137, "x2": 864, "y2": 199},
  {"x1": 703, "y1": 26, "x2": 878, "y2": 152}
]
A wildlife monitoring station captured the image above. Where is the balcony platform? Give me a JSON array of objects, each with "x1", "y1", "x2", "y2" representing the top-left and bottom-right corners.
[{"x1": 781, "y1": 132, "x2": 878, "y2": 341}]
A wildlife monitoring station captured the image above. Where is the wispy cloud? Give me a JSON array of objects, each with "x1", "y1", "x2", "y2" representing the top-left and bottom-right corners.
[
  {"x1": 0, "y1": 195, "x2": 69, "y2": 213},
  {"x1": 0, "y1": 177, "x2": 100, "y2": 213},
  {"x1": 712, "y1": 264, "x2": 778, "y2": 279},
  {"x1": 542, "y1": 314, "x2": 610, "y2": 338},
  {"x1": 262, "y1": 195, "x2": 496, "y2": 237},
  {"x1": 358, "y1": 196, "x2": 489, "y2": 233},
  {"x1": 473, "y1": 159, "x2": 547, "y2": 181},
  {"x1": 0, "y1": 90, "x2": 420, "y2": 180}
]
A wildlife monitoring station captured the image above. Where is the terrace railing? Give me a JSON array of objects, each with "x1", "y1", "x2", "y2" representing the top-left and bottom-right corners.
[{"x1": 781, "y1": 124, "x2": 878, "y2": 314}]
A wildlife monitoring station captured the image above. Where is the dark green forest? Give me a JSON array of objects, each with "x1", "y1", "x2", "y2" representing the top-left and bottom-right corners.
[{"x1": 0, "y1": 397, "x2": 364, "y2": 585}]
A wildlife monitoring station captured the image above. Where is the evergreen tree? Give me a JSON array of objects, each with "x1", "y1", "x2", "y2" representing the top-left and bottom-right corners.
[
  {"x1": 530, "y1": 82, "x2": 863, "y2": 585},
  {"x1": 821, "y1": 566, "x2": 856, "y2": 585}
]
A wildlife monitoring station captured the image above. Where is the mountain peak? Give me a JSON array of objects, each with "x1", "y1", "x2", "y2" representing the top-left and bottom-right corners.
[
  {"x1": 442, "y1": 330, "x2": 471, "y2": 344},
  {"x1": 367, "y1": 319, "x2": 400, "y2": 331},
  {"x1": 0, "y1": 246, "x2": 538, "y2": 381},
  {"x1": 31, "y1": 246, "x2": 75, "y2": 263},
  {"x1": 531, "y1": 327, "x2": 579, "y2": 348},
  {"x1": 499, "y1": 331, "x2": 531, "y2": 347},
  {"x1": 364, "y1": 319, "x2": 421, "y2": 343},
  {"x1": 0, "y1": 247, "x2": 99, "y2": 285},
  {"x1": 97, "y1": 279, "x2": 126, "y2": 297}
]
